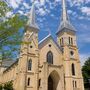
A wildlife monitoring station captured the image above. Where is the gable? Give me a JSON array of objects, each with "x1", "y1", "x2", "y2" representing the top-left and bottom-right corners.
[
  {"x1": 39, "y1": 35, "x2": 63, "y2": 65},
  {"x1": 39, "y1": 35, "x2": 63, "y2": 54}
]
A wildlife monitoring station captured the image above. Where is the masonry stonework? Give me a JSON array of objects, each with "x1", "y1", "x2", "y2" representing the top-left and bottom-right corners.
[{"x1": 0, "y1": 0, "x2": 84, "y2": 90}]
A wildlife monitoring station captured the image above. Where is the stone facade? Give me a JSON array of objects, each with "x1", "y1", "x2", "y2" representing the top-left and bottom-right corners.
[
  {"x1": 0, "y1": 0, "x2": 84, "y2": 90},
  {"x1": 0, "y1": 27, "x2": 84, "y2": 90}
]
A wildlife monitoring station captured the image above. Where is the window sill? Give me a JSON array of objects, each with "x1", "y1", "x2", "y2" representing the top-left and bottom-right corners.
[
  {"x1": 70, "y1": 58, "x2": 77, "y2": 60},
  {"x1": 27, "y1": 86, "x2": 33, "y2": 88},
  {"x1": 27, "y1": 71, "x2": 34, "y2": 74}
]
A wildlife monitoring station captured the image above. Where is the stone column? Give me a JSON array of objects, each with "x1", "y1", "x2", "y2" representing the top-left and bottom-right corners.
[
  {"x1": 42, "y1": 62, "x2": 48, "y2": 90},
  {"x1": 17, "y1": 72, "x2": 26, "y2": 90}
]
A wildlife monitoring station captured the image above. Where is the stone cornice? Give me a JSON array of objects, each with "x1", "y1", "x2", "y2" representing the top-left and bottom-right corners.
[
  {"x1": 21, "y1": 53, "x2": 38, "y2": 57},
  {"x1": 48, "y1": 64, "x2": 63, "y2": 68},
  {"x1": 65, "y1": 76, "x2": 83, "y2": 79}
]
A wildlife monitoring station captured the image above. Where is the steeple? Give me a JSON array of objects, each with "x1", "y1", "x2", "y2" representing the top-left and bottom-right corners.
[
  {"x1": 62, "y1": 0, "x2": 69, "y2": 21},
  {"x1": 27, "y1": 3, "x2": 39, "y2": 30},
  {"x1": 56, "y1": 0, "x2": 75, "y2": 35}
]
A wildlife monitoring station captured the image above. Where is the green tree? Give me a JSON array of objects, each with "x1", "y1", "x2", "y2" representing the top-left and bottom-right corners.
[
  {"x1": 0, "y1": 1, "x2": 27, "y2": 60},
  {"x1": 0, "y1": 84, "x2": 3, "y2": 90},
  {"x1": 82, "y1": 57, "x2": 90, "y2": 88},
  {"x1": 3, "y1": 81, "x2": 13, "y2": 90}
]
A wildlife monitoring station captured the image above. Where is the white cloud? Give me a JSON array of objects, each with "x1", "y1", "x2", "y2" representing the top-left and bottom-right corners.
[
  {"x1": 6, "y1": 0, "x2": 90, "y2": 19},
  {"x1": 9, "y1": 0, "x2": 18, "y2": 9},
  {"x1": 6, "y1": 0, "x2": 90, "y2": 22},
  {"x1": 18, "y1": 10, "x2": 24, "y2": 15},
  {"x1": 68, "y1": 10, "x2": 73, "y2": 14},
  {"x1": 40, "y1": 0, "x2": 45, "y2": 5},
  {"x1": 81, "y1": 7, "x2": 90, "y2": 16},
  {"x1": 6, "y1": 11, "x2": 13, "y2": 17},
  {"x1": 78, "y1": 34, "x2": 90, "y2": 44},
  {"x1": 85, "y1": 0, "x2": 90, "y2": 4},
  {"x1": 37, "y1": 8, "x2": 46, "y2": 16},
  {"x1": 77, "y1": 29, "x2": 90, "y2": 50},
  {"x1": 68, "y1": 0, "x2": 90, "y2": 7},
  {"x1": 80, "y1": 53, "x2": 90, "y2": 66},
  {"x1": 7, "y1": 0, "x2": 22, "y2": 9},
  {"x1": 23, "y1": 2, "x2": 30, "y2": 9},
  {"x1": 78, "y1": 16, "x2": 84, "y2": 20}
]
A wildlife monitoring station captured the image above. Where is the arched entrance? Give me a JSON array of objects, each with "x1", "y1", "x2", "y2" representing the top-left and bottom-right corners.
[
  {"x1": 48, "y1": 76, "x2": 53, "y2": 90},
  {"x1": 48, "y1": 70, "x2": 60, "y2": 90}
]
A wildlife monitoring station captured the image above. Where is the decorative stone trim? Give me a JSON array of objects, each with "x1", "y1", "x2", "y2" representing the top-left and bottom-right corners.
[{"x1": 48, "y1": 64, "x2": 63, "y2": 68}]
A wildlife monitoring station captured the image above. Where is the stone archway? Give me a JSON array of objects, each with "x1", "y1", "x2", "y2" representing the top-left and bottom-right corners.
[{"x1": 48, "y1": 70, "x2": 60, "y2": 90}]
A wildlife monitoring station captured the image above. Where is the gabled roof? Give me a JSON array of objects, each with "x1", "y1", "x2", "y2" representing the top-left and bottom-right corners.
[
  {"x1": 39, "y1": 34, "x2": 63, "y2": 52},
  {"x1": 56, "y1": 21, "x2": 76, "y2": 35},
  {"x1": 1, "y1": 59, "x2": 16, "y2": 68},
  {"x1": 4, "y1": 59, "x2": 19, "y2": 72}
]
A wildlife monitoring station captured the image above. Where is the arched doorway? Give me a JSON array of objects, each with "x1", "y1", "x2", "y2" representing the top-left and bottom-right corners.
[
  {"x1": 48, "y1": 76, "x2": 53, "y2": 90},
  {"x1": 48, "y1": 70, "x2": 60, "y2": 90}
]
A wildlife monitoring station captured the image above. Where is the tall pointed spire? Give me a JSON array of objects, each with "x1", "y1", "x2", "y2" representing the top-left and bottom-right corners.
[
  {"x1": 56, "y1": 0, "x2": 76, "y2": 35},
  {"x1": 27, "y1": 2, "x2": 39, "y2": 29},
  {"x1": 62, "y1": 0, "x2": 69, "y2": 21}
]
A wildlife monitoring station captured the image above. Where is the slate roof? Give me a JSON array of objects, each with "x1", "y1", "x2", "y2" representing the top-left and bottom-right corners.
[
  {"x1": 1, "y1": 60, "x2": 16, "y2": 68},
  {"x1": 3, "y1": 59, "x2": 18, "y2": 73},
  {"x1": 56, "y1": 21, "x2": 76, "y2": 35},
  {"x1": 27, "y1": 3, "x2": 39, "y2": 30},
  {"x1": 56, "y1": 0, "x2": 76, "y2": 35}
]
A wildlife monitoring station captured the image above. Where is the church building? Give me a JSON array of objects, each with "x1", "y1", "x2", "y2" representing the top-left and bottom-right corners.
[{"x1": 0, "y1": 0, "x2": 84, "y2": 90}]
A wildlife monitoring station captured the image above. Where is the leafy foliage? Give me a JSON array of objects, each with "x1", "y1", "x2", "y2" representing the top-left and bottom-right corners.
[
  {"x1": 82, "y1": 57, "x2": 90, "y2": 88},
  {"x1": 0, "y1": 1, "x2": 11, "y2": 18},
  {"x1": 3, "y1": 81, "x2": 13, "y2": 90},
  {"x1": 0, "y1": 84, "x2": 3, "y2": 90},
  {"x1": 0, "y1": 1, "x2": 27, "y2": 60},
  {"x1": 0, "y1": 81, "x2": 13, "y2": 90}
]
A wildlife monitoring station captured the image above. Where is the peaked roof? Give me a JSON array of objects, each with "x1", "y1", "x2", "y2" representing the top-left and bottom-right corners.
[
  {"x1": 0, "y1": 60, "x2": 16, "y2": 68},
  {"x1": 39, "y1": 34, "x2": 63, "y2": 52},
  {"x1": 27, "y1": 3, "x2": 39, "y2": 30},
  {"x1": 56, "y1": 0, "x2": 76, "y2": 35}
]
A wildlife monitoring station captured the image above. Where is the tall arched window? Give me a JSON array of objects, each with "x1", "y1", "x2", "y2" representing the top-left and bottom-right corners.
[
  {"x1": 72, "y1": 63, "x2": 75, "y2": 75},
  {"x1": 38, "y1": 79, "x2": 41, "y2": 87},
  {"x1": 69, "y1": 37, "x2": 71, "y2": 45},
  {"x1": 62, "y1": 38, "x2": 64, "y2": 45},
  {"x1": 47, "y1": 51, "x2": 53, "y2": 64},
  {"x1": 60, "y1": 39, "x2": 61, "y2": 45},
  {"x1": 27, "y1": 78, "x2": 30, "y2": 86},
  {"x1": 71, "y1": 38, "x2": 73, "y2": 45},
  {"x1": 75, "y1": 81, "x2": 77, "y2": 87},
  {"x1": 28, "y1": 59, "x2": 32, "y2": 70},
  {"x1": 73, "y1": 80, "x2": 74, "y2": 88}
]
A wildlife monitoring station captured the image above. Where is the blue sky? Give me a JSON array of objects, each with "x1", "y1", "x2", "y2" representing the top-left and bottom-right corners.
[{"x1": 5, "y1": 0, "x2": 90, "y2": 65}]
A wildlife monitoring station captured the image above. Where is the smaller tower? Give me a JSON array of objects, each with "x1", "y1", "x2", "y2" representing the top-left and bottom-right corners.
[
  {"x1": 17, "y1": 3, "x2": 39, "y2": 90},
  {"x1": 56, "y1": 0, "x2": 84, "y2": 90},
  {"x1": 56, "y1": 0, "x2": 76, "y2": 47}
]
